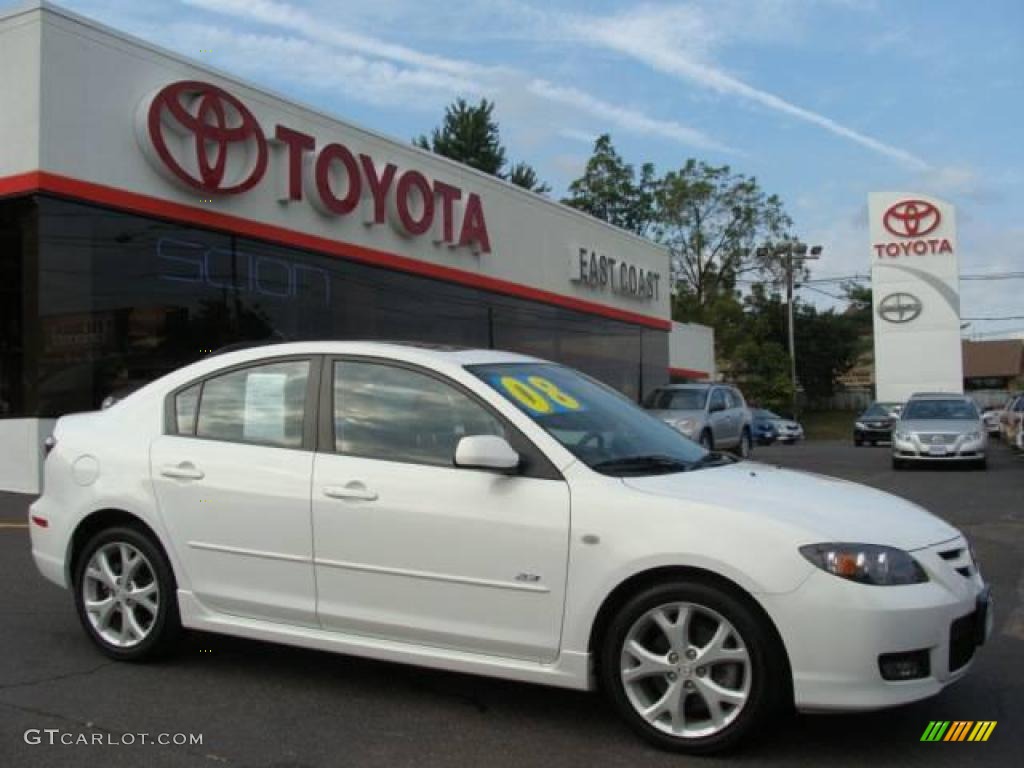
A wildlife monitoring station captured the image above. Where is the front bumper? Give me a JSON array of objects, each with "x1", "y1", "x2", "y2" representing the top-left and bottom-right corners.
[
  {"x1": 761, "y1": 538, "x2": 991, "y2": 712},
  {"x1": 855, "y1": 427, "x2": 893, "y2": 442},
  {"x1": 892, "y1": 434, "x2": 986, "y2": 461}
]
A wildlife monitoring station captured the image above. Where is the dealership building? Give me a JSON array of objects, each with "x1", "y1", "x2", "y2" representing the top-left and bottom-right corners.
[{"x1": 0, "y1": 2, "x2": 713, "y2": 493}]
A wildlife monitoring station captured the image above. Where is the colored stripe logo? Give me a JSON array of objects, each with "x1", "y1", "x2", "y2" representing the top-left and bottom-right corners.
[{"x1": 920, "y1": 721, "x2": 996, "y2": 742}]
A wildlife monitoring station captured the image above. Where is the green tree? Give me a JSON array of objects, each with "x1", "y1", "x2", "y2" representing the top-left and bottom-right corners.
[
  {"x1": 730, "y1": 339, "x2": 794, "y2": 414},
  {"x1": 562, "y1": 134, "x2": 658, "y2": 236},
  {"x1": 656, "y1": 160, "x2": 792, "y2": 309},
  {"x1": 415, "y1": 98, "x2": 506, "y2": 174},
  {"x1": 416, "y1": 99, "x2": 550, "y2": 194},
  {"x1": 506, "y1": 161, "x2": 551, "y2": 195}
]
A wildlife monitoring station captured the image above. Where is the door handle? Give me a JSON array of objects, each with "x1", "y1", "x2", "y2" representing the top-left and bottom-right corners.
[
  {"x1": 323, "y1": 482, "x2": 378, "y2": 502},
  {"x1": 160, "y1": 462, "x2": 205, "y2": 481}
]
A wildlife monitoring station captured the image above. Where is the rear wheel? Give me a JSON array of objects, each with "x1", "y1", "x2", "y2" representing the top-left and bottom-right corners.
[
  {"x1": 73, "y1": 525, "x2": 181, "y2": 661},
  {"x1": 600, "y1": 581, "x2": 784, "y2": 754}
]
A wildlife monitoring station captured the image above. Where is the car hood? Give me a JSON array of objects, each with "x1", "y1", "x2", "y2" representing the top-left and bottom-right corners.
[
  {"x1": 899, "y1": 419, "x2": 981, "y2": 433},
  {"x1": 649, "y1": 409, "x2": 704, "y2": 422},
  {"x1": 622, "y1": 462, "x2": 958, "y2": 551}
]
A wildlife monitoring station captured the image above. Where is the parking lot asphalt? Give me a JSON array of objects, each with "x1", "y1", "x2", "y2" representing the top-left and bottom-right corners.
[{"x1": 1, "y1": 441, "x2": 1022, "y2": 768}]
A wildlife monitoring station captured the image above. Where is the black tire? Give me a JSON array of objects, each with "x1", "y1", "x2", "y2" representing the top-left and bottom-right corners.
[
  {"x1": 734, "y1": 429, "x2": 753, "y2": 459},
  {"x1": 854, "y1": 437, "x2": 863, "y2": 447},
  {"x1": 700, "y1": 430, "x2": 714, "y2": 451},
  {"x1": 892, "y1": 457, "x2": 905, "y2": 470},
  {"x1": 974, "y1": 458, "x2": 988, "y2": 471},
  {"x1": 599, "y1": 581, "x2": 786, "y2": 754},
  {"x1": 73, "y1": 525, "x2": 181, "y2": 661}
]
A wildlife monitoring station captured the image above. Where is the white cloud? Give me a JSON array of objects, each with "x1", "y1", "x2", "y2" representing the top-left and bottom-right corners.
[
  {"x1": 174, "y1": 0, "x2": 730, "y2": 154},
  {"x1": 567, "y1": 4, "x2": 931, "y2": 171},
  {"x1": 529, "y1": 80, "x2": 733, "y2": 153}
]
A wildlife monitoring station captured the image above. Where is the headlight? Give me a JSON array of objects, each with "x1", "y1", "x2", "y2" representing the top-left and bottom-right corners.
[
  {"x1": 799, "y1": 543, "x2": 928, "y2": 585},
  {"x1": 964, "y1": 431, "x2": 981, "y2": 441},
  {"x1": 854, "y1": 421, "x2": 866, "y2": 429},
  {"x1": 669, "y1": 418, "x2": 696, "y2": 433},
  {"x1": 894, "y1": 429, "x2": 911, "y2": 441}
]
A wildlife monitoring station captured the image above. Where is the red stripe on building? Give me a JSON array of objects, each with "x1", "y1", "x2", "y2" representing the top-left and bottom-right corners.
[
  {"x1": 0, "y1": 171, "x2": 672, "y2": 331},
  {"x1": 669, "y1": 366, "x2": 710, "y2": 380}
]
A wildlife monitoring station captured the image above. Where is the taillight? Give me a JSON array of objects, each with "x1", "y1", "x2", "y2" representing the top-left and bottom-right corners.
[{"x1": 43, "y1": 436, "x2": 56, "y2": 457}]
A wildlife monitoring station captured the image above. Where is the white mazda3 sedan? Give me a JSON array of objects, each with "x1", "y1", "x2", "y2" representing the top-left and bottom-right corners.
[{"x1": 30, "y1": 342, "x2": 992, "y2": 753}]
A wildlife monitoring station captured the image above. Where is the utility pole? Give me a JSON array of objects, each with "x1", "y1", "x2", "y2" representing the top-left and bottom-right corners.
[{"x1": 778, "y1": 243, "x2": 822, "y2": 417}]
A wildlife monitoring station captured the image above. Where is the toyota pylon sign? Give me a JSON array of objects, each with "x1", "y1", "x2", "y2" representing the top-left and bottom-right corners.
[{"x1": 868, "y1": 192, "x2": 963, "y2": 401}]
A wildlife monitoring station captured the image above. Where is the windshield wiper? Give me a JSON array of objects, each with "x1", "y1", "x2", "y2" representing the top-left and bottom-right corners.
[
  {"x1": 686, "y1": 451, "x2": 738, "y2": 470},
  {"x1": 591, "y1": 454, "x2": 693, "y2": 475}
]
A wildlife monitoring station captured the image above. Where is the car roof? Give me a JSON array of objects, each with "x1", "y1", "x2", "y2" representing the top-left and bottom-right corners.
[
  {"x1": 655, "y1": 382, "x2": 720, "y2": 390},
  {"x1": 906, "y1": 392, "x2": 973, "y2": 401}
]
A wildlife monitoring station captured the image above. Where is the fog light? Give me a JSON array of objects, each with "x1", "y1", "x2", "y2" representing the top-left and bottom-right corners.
[{"x1": 879, "y1": 650, "x2": 930, "y2": 681}]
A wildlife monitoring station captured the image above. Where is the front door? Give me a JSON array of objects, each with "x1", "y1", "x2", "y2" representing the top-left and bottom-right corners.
[
  {"x1": 312, "y1": 359, "x2": 570, "y2": 661},
  {"x1": 150, "y1": 357, "x2": 318, "y2": 626}
]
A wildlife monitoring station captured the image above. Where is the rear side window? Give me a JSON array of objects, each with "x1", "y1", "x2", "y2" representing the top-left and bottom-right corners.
[
  {"x1": 175, "y1": 384, "x2": 200, "y2": 435},
  {"x1": 193, "y1": 360, "x2": 310, "y2": 448}
]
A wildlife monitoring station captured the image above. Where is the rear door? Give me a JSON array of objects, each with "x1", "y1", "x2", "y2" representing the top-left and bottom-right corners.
[
  {"x1": 311, "y1": 358, "x2": 571, "y2": 661},
  {"x1": 150, "y1": 356, "x2": 319, "y2": 626}
]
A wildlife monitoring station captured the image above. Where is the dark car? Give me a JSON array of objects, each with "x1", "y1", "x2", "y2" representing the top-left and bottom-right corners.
[
  {"x1": 749, "y1": 409, "x2": 779, "y2": 445},
  {"x1": 854, "y1": 402, "x2": 900, "y2": 446}
]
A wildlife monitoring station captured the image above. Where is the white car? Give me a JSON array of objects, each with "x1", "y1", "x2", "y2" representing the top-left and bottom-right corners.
[{"x1": 30, "y1": 342, "x2": 992, "y2": 753}]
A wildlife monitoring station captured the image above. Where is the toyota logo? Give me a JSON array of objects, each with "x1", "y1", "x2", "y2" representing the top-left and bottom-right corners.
[
  {"x1": 141, "y1": 81, "x2": 268, "y2": 194},
  {"x1": 883, "y1": 199, "x2": 941, "y2": 238},
  {"x1": 878, "y1": 292, "x2": 923, "y2": 324}
]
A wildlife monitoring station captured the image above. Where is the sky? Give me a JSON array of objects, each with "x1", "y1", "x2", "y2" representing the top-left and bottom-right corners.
[{"x1": 11, "y1": 0, "x2": 1024, "y2": 338}]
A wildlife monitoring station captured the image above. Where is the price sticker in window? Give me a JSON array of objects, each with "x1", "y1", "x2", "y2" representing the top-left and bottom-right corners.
[{"x1": 494, "y1": 375, "x2": 583, "y2": 414}]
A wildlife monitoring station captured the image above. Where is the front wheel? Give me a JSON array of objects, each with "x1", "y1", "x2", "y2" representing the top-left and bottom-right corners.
[
  {"x1": 73, "y1": 525, "x2": 181, "y2": 661},
  {"x1": 735, "y1": 429, "x2": 753, "y2": 459},
  {"x1": 600, "y1": 582, "x2": 784, "y2": 754}
]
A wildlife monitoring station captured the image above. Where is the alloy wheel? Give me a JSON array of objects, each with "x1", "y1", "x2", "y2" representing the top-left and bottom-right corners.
[
  {"x1": 619, "y1": 601, "x2": 752, "y2": 739},
  {"x1": 82, "y1": 541, "x2": 160, "y2": 648}
]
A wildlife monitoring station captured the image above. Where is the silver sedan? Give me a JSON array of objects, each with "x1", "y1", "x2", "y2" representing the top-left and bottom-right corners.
[{"x1": 892, "y1": 394, "x2": 987, "y2": 470}]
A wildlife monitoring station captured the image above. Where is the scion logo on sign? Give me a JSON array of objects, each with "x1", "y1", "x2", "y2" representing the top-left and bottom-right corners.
[
  {"x1": 877, "y1": 292, "x2": 923, "y2": 324},
  {"x1": 141, "y1": 81, "x2": 268, "y2": 194},
  {"x1": 884, "y1": 199, "x2": 941, "y2": 238}
]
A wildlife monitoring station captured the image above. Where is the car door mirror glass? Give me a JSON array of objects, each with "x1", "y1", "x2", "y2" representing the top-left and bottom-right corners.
[{"x1": 455, "y1": 435, "x2": 520, "y2": 471}]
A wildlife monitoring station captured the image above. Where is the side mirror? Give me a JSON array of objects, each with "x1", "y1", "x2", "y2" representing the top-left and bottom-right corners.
[{"x1": 454, "y1": 435, "x2": 520, "y2": 472}]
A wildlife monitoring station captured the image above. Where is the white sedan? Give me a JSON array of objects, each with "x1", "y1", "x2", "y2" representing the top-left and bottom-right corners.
[{"x1": 30, "y1": 342, "x2": 991, "y2": 753}]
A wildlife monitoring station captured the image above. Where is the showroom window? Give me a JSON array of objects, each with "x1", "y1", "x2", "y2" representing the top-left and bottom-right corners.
[
  {"x1": 193, "y1": 360, "x2": 309, "y2": 448},
  {"x1": 333, "y1": 361, "x2": 504, "y2": 466}
]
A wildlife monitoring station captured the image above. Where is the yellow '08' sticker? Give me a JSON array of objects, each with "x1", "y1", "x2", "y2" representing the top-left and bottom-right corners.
[{"x1": 498, "y1": 375, "x2": 582, "y2": 414}]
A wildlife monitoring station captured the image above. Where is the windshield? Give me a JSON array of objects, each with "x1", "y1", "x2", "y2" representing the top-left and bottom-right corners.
[
  {"x1": 862, "y1": 405, "x2": 893, "y2": 419},
  {"x1": 469, "y1": 363, "x2": 712, "y2": 475},
  {"x1": 902, "y1": 399, "x2": 979, "y2": 421},
  {"x1": 646, "y1": 388, "x2": 708, "y2": 411}
]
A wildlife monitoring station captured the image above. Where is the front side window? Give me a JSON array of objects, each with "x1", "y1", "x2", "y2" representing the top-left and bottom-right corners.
[
  {"x1": 334, "y1": 361, "x2": 504, "y2": 466},
  {"x1": 195, "y1": 360, "x2": 309, "y2": 448},
  {"x1": 709, "y1": 389, "x2": 727, "y2": 411},
  {"x1": 470, "y1": 363, "x2": 712, "y2": 475}
]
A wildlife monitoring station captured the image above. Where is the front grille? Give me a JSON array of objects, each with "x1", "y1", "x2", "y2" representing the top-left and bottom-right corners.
[
  {"x1": 949, "y1": 612, "x2": 977, "y2": 671},
  {"x1": 918, "y1": 433, "x2": 958, "y2": 445}
]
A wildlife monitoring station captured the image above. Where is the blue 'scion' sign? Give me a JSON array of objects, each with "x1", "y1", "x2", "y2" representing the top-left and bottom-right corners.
[{"x1": 157, "y1": 237, "x2": 331, "y2": 306}]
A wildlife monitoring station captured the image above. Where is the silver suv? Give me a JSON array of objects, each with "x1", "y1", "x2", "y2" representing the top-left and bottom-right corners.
[{"x1": 645, "y1": 383, "x2": 753, "y2": 456}]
